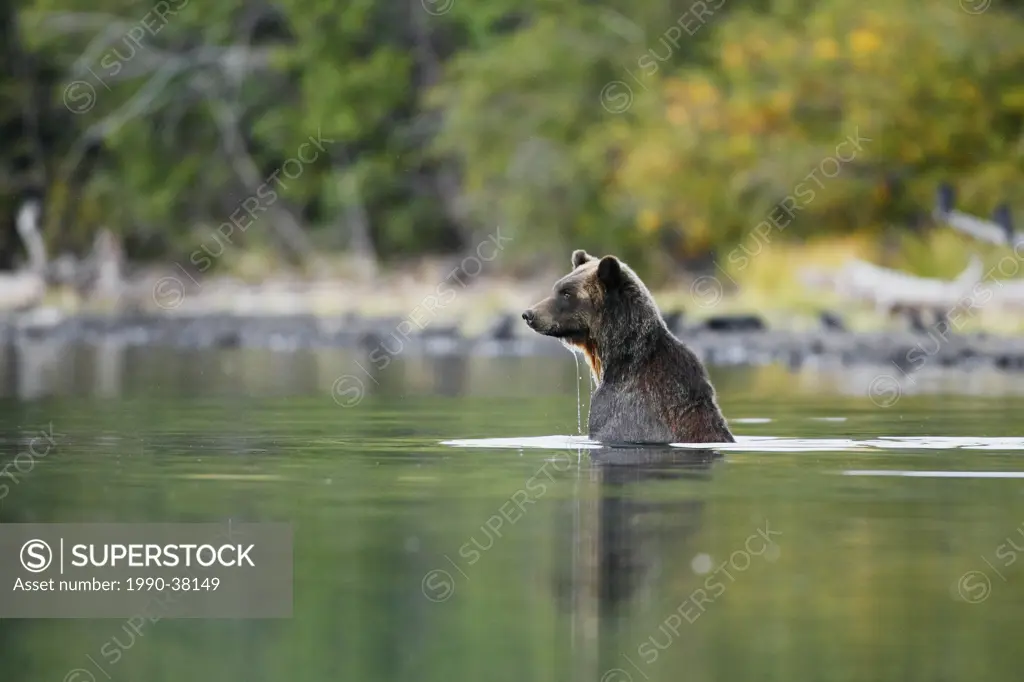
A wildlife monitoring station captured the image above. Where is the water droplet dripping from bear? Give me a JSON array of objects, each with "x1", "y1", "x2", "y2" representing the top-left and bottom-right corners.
[{"x1": 573, "y1": 351, "x2": 582, "y2": 435}]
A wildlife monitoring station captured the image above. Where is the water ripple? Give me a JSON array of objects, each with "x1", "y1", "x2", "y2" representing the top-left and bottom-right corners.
[{"x1": 441, "y1": 435, "x2": 1024, "y2": 453}]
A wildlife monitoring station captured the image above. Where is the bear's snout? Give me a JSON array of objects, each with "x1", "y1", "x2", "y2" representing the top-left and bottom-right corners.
[{"x1": 522, "y1": 309, "x2": 536, "y2": 327}]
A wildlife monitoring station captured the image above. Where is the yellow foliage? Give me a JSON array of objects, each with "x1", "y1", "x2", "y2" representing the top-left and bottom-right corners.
[
  {"x1": 722, "y1": 43, "x2": 745, "y2": 70},
  {"x1": 862, "y1": 9, "x2": 887, "y2": 29},
  {"x1": 901, "y1": 141, "x2": 923, "y2": 162},
  {"x1": 1000, "y1": 87, "x2": 1024, "y2": 110},
  {"x1": 956, "y1": 80, "x2": 980, "y2": 102},
  {"x1": 776, "y1": 35, "x2": 800, "y2": 60},
  {"x1": 688, "y1": 218, "x2": 710, "y2": 246},
  {"x1": 745, "y1": 111, "x2": 767, "y2": 135},
  {"x1": 638, "y1": 208, "x2": 660, "y2": 234},
  {"x1": 893, "y1": 229, "x2": 988, "y2": 279},
  {"x1": 848, "y1": 29, "x2": 882, "y2": 58},
  {"x1": 813, "y1": 38, "x2": 839, "y2": 62},
  {"x1": 750, "y1": 37, "x2": 770, "y2": 59},
  {"x1": 689, "y1": 78, "x2": 718, "y2": 106},
  {"x1": 662, "y1": 76, "x2": 725, "y2": 132},
  {"x1": 663, "y1": 78, "x2": 689, "y2": 101},
  {"x1": 769, "y1": 90, "x2": 794, "y2": 116},
  {"x1": 601, "y1": 0, "x2": 1024, "y2": 265},
  {"x1": 727, "y1": 135, "x2": 755, "y2": 158},
  {"x1": 621, "y1": 140, "x2": 679, "y2": 193},
  {"x1": 666, "y1": 103, "x2": 689, "y2": 127},
  {"x1": 724, "y1": 234, "x2": 882, "y2": 305}
]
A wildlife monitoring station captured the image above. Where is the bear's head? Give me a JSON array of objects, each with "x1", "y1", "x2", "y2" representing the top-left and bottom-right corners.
[{"x1": 522, "y1": 250, "x2": 662, "y2": 380}]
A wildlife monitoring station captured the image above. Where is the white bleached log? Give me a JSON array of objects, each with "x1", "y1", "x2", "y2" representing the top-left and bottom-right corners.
[
  {"x1": 0, "y1": 200, "x2": 47, "y2": 311},
  {"x1": 804, "y1": 256, "x2": 986, "y2": 313}
]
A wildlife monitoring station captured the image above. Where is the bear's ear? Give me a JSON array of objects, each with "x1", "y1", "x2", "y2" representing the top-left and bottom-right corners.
[
  {"x1": 571, "y1": 250, "x2": 593, "y2": 268},
  {"x1": 597, "y1": 256, "x2": 622, "y2": 288}
]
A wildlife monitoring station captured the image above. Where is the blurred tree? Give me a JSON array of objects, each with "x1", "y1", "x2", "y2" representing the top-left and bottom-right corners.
[
  {"x1": 607, "y1": 0, "x2": 1024, "y2": 270},
  {"x1": 0, "y1": 0, "x2": 1021, "y2": 276}
]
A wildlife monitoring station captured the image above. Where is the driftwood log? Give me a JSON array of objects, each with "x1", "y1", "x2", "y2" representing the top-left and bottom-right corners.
[
  {"x1": 802, "y1": 184, "x2": 1024, "y2": 319},
  {"x1": 933, "y1": 183, "x2": 1020, "y2": 248},
  {"x1": 803, "y1": 254, "x2": 1024, "y2": 318},
  {"x1": 0, "y1": 201, "x2": 46, "y2": 311},
  {"x1": 823, "y1": 256, "x2": 983, "y2": 314},
  {"x1": 0, "y1": 200, "x2": 126, "y2": 312}
]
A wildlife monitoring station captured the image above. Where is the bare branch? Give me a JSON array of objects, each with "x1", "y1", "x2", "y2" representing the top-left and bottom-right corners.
[
  {"x1": 73, "y1": 20, "x2": 135, "y2": 77},
  {"x1": 28, "y1": 11, "x2": 137, "y2": 34},
  {"x1": 85, "y1": 60, "x2": 186, "y2": 140},
  {"x1": 196, "y1": 76, "x2": 315, "y2": 263},
  {"x1": 76, "y1": 47, "x2": 276, "y2": 84}
]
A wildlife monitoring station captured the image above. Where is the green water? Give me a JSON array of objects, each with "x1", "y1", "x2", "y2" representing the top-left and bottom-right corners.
[{"x1": 3, "y1": 347, "x2": 1024, "y2": 682}]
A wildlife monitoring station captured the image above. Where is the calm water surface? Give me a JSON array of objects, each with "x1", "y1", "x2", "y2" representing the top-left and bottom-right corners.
[{"x1": 2, "y1": 345, "x2": 1023, "y2": 682}]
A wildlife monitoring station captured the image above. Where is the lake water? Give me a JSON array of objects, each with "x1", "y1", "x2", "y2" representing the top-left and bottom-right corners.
[{"x1": 3, "y1": 345, "x2": 1024, "y2": 682}]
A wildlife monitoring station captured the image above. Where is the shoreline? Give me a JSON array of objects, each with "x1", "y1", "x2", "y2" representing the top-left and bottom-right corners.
[
  {"x1": 4, "y1": 308, "x2": 1024, "y2": 373},
  {"x1": 10, "y1": 243, "x2": 1024, "y2": 338},
  {"x1": 2, "y1": 262, "x2": 1023, "y2": 373}
]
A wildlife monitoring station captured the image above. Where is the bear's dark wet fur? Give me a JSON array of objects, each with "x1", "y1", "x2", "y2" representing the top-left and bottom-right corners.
[{"x1": 522, "y1": 250, "x2": 734, "y2": 444}]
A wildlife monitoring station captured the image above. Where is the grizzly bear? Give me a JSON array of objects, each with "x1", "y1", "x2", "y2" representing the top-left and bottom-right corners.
[{"x1": 522, "y1": 250, "x2": 734, "y2": 444}]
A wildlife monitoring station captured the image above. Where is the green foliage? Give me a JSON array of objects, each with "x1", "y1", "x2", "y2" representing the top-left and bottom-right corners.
[{"x1": 2, "y1": 0, "x2": 1023, "y2": 273}]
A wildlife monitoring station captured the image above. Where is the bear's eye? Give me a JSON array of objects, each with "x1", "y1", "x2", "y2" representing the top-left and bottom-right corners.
[{"x1": 560, "y1": 290, "x2": 572, "y2": 301}]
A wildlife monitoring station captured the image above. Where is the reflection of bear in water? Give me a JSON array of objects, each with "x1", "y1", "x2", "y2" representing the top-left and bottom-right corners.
[
  {"x1": 552, "y1": 447, "x2": 718, "y2": 614},
  {"x1": 522, "y1": 250, "x2": 734, "y2": 444},
  {"x1": 593, "y1": 447, "x2": 717, "y2": 608}
]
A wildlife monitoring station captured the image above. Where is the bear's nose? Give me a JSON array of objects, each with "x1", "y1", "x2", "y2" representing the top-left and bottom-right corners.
[{"x1": 522, "y1": 310, "x2": 535, "y2": 325}]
